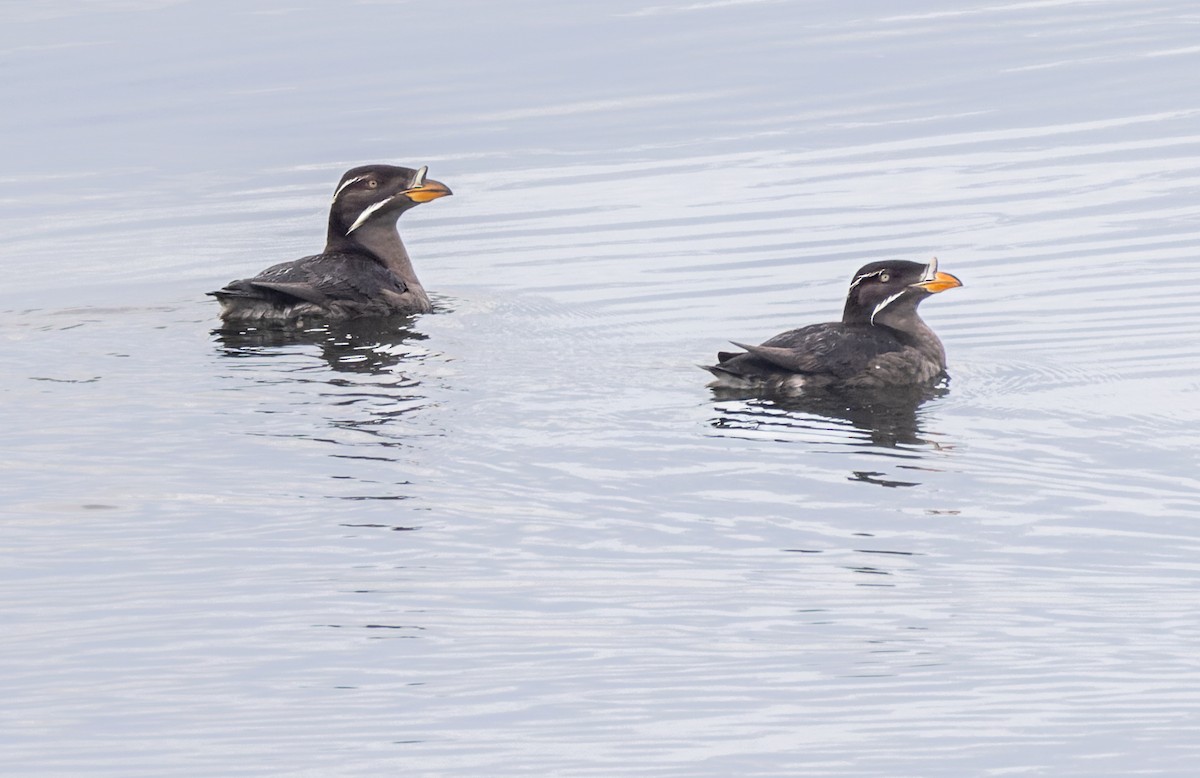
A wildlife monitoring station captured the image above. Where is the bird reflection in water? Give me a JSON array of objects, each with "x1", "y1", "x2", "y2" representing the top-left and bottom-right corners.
[
  {"x1": 709, "y1": 383, "x2": 950, "y2": 487},
  {"x1": 211, "y1": 314, "x2": 439, "y2": 473},
  {"x1": 213, "y1": 315, "x2": 429, "y2": 374}
]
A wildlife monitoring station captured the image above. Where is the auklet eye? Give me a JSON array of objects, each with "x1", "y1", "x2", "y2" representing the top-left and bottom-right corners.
[
  {"x1": 366, "y1": 179, "x2": 379, "y2": 189},
  {"x1": 879, "y1": 271, "x2": 890, "y2": 283}
]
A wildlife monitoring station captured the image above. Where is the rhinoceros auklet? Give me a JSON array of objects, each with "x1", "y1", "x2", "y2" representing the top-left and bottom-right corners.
[
  {"x1": 706, "y1": 258, "x2": 962, "y2": 393},
  {"x1": 210, "y1": 164, "x2": 452, "y2": 324}
]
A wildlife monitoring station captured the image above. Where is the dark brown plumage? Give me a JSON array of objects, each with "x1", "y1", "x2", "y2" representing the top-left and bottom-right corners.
[
  {"x1": 706, "y1": 259, "x2": 962, "y2": 394},
  {"x1": 210, "y1": 164, "x2": 451, "y2": 325}
]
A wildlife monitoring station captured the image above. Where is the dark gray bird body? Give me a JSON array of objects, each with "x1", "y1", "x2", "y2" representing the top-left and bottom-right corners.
[
  {"x1": 210, "y1": 164, "x2": 451, "y2": 325},
  {"x1": 706, "y1": 259, "x2": 961, "y2": 394}
]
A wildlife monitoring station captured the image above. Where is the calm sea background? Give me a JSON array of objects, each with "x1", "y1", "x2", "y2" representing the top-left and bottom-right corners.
[{"x1": 3, "y1": 1, "x2": 1200, "y2": 775}]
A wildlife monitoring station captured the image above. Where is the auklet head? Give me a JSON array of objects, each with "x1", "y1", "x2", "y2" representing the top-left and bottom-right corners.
[
  {"x1": 842, "y1": 258, "x2": 962, "y2": 329},
  {"x1": 326, "y1": 164, "x2": 452, "y2": 249}
]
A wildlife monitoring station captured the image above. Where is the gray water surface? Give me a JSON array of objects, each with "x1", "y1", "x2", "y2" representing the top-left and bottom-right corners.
[{"x1": 3, "y1": 1, "x2": 1200, "y2": 776}]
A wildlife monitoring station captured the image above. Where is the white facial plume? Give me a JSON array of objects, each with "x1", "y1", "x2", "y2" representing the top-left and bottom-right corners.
[{"x1": 346, "y1": 196, "x2": 397, "y2": 234}]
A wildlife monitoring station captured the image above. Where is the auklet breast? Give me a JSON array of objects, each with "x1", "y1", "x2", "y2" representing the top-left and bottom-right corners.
[
  {"x1": 210, "y1": 164, "x2": 452, "y2": 325},
  {"x1": 706, "y1": 259, "x2": 962, "y2": 394}
]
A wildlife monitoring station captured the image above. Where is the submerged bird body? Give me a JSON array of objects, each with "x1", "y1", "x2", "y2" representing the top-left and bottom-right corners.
[
  {"x1": 707, "y1": 259, "x2": 961, "y2": 394},
  {"x1": 211, "y1": 164, "x2": 451, "y2": 325}
]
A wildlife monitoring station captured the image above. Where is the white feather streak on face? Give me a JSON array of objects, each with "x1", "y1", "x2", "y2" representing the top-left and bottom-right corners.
[
  {"x1": 346, "y1": 195, "x2": 396, "y2": 234},
  {"x1": 332, "y1": 176, "x2": 367, "y2": 203},
  {"x1": 870, "y1": 290, "x2": 905, "y2": 325},
  {"x1": 848, "y1": 268, "x2": 885, "y2": 293}
]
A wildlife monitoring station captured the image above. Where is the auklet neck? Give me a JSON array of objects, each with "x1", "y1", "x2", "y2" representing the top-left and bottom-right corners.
[
  {"x1": 326, "y1": 216, "x2": 429, "y2": 302},
  {"x1": 875, "y1": 307, "x2": 947, "y2": 369}
]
